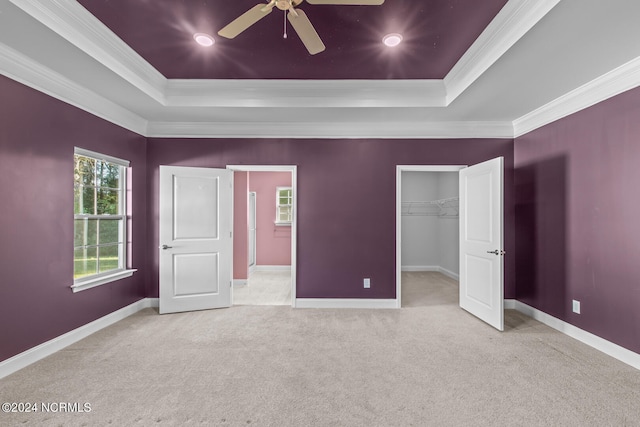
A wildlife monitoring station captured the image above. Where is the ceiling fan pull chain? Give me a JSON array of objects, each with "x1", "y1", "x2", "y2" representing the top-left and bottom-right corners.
[{"x1": 283, "y1": 9, "x2": 288, "y2": 39}]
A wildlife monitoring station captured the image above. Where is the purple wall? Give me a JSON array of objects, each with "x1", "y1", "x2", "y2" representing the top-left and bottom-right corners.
[
  {"x1": 515, "y1": 86, "x2": 640, "y2": 354},
  {"x1": 146, "y1": 138, "x2": 515, "y2": 300},
  {"x1": 249, "y1": 172, "x2": 292, "y2": 266},
  {"x1": 0, "y1": 76, "x2": 148, "y2": 361}
]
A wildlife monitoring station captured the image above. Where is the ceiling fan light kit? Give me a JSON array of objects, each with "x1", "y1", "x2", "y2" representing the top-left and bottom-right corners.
[{"x1": 218, "y1": 0, "x2": 385, "y2": 55}]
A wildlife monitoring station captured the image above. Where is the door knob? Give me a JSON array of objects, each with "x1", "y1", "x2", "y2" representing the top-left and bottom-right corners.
[
  {"x1": 161, "y1": 244, "x2": 173, "y2": 250},
  {"x1": 487, "y1": 249, "x2": 506, "y2": 255}
]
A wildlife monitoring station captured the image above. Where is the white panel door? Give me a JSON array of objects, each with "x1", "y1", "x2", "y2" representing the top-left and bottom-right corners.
[
  {"x1": 459, "y1": 157, "x2": 504, "y2": 331},
  {"x1": 159, "y1": 166, "x2": 233, "y2": 314}
]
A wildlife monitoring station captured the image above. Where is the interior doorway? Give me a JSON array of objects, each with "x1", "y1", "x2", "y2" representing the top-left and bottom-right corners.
[
  {"x1": 396, "y1": 165, "x2": 465, "y2": 308},
  {"x1": 228, "y1": 165, "x2": 297, "y2": 307}
]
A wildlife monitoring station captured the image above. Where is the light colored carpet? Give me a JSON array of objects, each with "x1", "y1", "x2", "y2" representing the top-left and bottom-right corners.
[
  {"x1": 233, "y1": 270, "x2": 292, "y2": 306},
  {"x1": 1, "y1": 272, "x2": 639, "y2": 426}
]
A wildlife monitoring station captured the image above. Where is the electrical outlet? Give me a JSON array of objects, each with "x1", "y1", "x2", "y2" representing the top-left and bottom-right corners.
[
  {"x1": 572, "y1": 300, "x2": 581, "y2": 314},
  {"x1": 363, "y1": 278, "x2": 371, "y2": 289}
]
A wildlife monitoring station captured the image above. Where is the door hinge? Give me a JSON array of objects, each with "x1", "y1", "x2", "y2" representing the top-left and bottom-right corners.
[{"x1": 230, "y1": 231, "x2": 233, "y2": 238}]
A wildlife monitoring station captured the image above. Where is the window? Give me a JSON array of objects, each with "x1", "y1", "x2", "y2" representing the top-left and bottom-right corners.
[
  {"x1": 73, "y1": 148, "x2": 134, "y2": 292},
  {"x1": 276, "y1": 187, "x2": 293, "y2": 225}
]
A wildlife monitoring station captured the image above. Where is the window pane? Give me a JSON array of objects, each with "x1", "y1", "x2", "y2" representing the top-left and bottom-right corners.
[
  {"x1": 74, "y1": 219, "x2": 98, "y2": 247},
  {"x1": 75, "y1": 186, "x2": 96, "y2": 215},
  {"x1": 97, "y1": 161, "x2": 120, "y2": 189},
  {"x1": 278, "y1": 207, "x2": 291, "y2": 222},
  {"x1": 97, "y1": 189, "x2": 120, "y2": 215},
  {"x1": 98, "y1": 245, "x2": 121, "y2": 273},
  {"x1": 75, "y1": 156, "x2": 96, "y2": 187},
  {"x1": 99, "y1": 219, "x2": 121, "y2": 245},
  {"x1": 74, "y1": 246, "x2": 97, "y2": 278}
]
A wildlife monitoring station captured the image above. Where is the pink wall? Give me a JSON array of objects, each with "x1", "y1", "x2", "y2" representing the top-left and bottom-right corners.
[
  {"x1": 249, "y1": 172, "x2": 292, "y2": 266},
  {"x1": 233, "y1": 171, "x2": 248, "y2": 280}
]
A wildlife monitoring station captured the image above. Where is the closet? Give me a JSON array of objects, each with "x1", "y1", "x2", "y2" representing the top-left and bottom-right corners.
[{"x1": 400, "y1": 171, "x2": 459, "y2": 279}]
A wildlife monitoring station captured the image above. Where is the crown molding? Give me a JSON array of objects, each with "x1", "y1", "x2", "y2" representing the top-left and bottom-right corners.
[
  {"x1": 513, "y1": 56, "x2": 640, "y2": 137},
  {"x1": 444, "y1": 0, "x2": 562, "y2": 104},
  {"x1": 8, "y1": 0, "x2": 166, "y2": 104},
  {"x1": 146, "y1": 120, "x2": 514, "y2": 139},
  {"x1": 0, "y1": 42, "x2": 148, "y2": 135},
  {"x1": 164, "y1": 79, "x2": 446, "y2": 108},
  {"x1": 7, "y1": 0, "x2": 555, "y2": 110}
]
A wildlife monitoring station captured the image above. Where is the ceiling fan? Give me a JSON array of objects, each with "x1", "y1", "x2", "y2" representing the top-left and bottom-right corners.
[{"x1": 218, "y1": 0, "x2": 385, "y2": 55}]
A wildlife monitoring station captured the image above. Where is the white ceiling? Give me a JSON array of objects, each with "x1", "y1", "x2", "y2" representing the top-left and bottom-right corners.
[{"x1": 1, "y1": 0, "x2": 640, "y2": 139}]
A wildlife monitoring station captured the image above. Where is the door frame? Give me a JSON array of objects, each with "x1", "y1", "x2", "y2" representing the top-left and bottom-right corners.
[
  {"x1": 248, "y1": 191, "x2": 257, "y2": 270},
  {"x1": 227, "y1": 165, "x2": 298, "y2": 307},
  {"x1": 395, "y1": 165, "x2": 466, "y2": 308}
]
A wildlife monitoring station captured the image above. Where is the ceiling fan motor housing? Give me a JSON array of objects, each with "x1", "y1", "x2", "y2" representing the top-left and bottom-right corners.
[{"x1": 276, "y1": 0, "x2": 303, "y2": 11}]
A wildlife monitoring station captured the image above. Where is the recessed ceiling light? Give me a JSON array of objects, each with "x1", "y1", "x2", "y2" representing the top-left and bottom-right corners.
[
  {"x1": 193, "y1": 33, "x2": 215, "y2": 47},
  {"x1": 382, "y1": 33, "x2": 403, "y2": 47}
]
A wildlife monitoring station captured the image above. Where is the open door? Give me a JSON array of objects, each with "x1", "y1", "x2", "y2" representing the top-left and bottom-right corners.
[
  {"x1": 459, "y1": 157, "x2": 504, "y2": 330},
  {"x1": 159, "y1": 166, "x2": 233, "y2": 314}
]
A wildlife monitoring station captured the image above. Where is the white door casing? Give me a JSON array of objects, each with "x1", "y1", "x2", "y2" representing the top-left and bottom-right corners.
[
  {"x1": 248, "y1": 191, "x2": 256, "y2": 268},
  {"x1": 459, "y1": 157, "x2": 504, "y2": 331},
  {"x1": 159, "y1": 166, "x2": 233, "y2": 314}
]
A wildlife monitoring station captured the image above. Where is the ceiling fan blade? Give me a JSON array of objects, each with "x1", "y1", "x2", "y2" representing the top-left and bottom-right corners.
[
  {"x1": 218, "y1": 4, "x2": 274, "y2": 39},
  {"x1": 305, "y1": 0, "x2": 384, "y2": 5},
  {"x1": 287, "y1": 9, "x2": 325, "y2": 55}
]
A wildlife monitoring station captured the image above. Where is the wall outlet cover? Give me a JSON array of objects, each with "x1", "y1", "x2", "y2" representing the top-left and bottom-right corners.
[
  {"x1": 364, "y1": 278, "x2": 371, "y2": 289},
  {"x1": 572, "y1": 300, "x2": 581, "y2": 314}
]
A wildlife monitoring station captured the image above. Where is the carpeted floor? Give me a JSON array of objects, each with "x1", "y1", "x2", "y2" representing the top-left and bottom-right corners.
[
  {"x1": 1, "y1": 272, "x2": 639, "y2": 426},
  {"x1": 233, "y1": 270, "x2": 292, "y2": 306}
]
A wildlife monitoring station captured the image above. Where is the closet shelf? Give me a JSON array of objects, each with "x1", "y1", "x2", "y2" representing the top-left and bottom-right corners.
[{"x1": 401, "y1": 197, "x2": 459, "y2": 218}]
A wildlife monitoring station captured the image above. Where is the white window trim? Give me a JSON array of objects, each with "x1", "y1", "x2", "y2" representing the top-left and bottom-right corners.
[
  {"x1": 71, "y1": 269, "x2": 137, "y2": 293},
  {"x1": 275, "y1": 186, "x2": 293, "y2": 226},
  {"x1": 73, "y1": 147, "x2": 134, "y2": 292}
]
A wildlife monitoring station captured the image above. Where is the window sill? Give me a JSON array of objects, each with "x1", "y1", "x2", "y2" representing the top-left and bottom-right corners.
[
  {"x1": 71, "y1": 269, "x2": 137, "y2": 293},
  {"x1": 274, "y1": 222, "x2": 292, "y2": 227}
]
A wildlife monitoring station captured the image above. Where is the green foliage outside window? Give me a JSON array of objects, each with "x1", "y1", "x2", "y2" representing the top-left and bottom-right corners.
[{"x1": 73, "y1": 153, "x2": 125, "y2": 279}]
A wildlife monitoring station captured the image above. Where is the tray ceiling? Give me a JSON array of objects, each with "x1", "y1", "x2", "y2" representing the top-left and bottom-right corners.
[{"x1": 76, "y1": 0, "x2": 508, "y2": 80}]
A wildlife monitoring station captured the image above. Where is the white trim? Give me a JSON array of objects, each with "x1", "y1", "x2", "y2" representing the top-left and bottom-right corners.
[
  {"x1": 401, "y1": 266, "x2": 440, "y2": 272},
  {"x1": 227, "y1": 165, "x2": 297, "y2": 307},
  {"x1": 8, "y1": 0, "x2": 166, "y2": 104},
  {"x1": 401, "y1": 266, "x2": 460, "y2": 281},
  {"x1": 444, "y1": 0, "x2": 562, "y2": 104},
  {"x1": 165, "y1": 79, "x2": 446, "y2": 108},
  {"x1": 0, "y1": 42, "x2": 147, "y2": 136},
  {"x1": 513, "y1": 56, "x2": 640, "y2": 137},
  {"x1": 396, "y1": 165, "x2": 467, "y2": 308},
  {"x1": 146, "y1": 120, "x2": 514, "y2": 139},
  {"x1": 0, "y1": 298, "x2": 155, "y2": 380},
  {"x1": 251, "y1": 265, "x2": 292, "y2": 272},
  {"x1": 233, "y1": 280, "x2": 248, "y2": 287},
  {"x1": 74, "y1": 147, "x2": 130, "y2": 167},
  {"x1": 71, "y1": 269, "x2": 136, "y2": 293},
  {"x1": 504, "y1": 299, "x2": 517, "y2": 310},
  {"x1": 295, "y1": 298, "x2": 397, "y2": 309},
  {"x1": 438, "y1": 267, "x2": 459, "y2": 281},
  {"x1": 511, "y1": 301, "x2": 640, "y2": 371}
]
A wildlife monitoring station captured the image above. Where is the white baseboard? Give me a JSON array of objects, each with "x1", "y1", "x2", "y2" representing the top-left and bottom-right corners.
[
  {"x1": 233, "y1": 280, "x2": 248, "y2": 287},
  {"x1": 402, "y1": 265, "x2": 459, "y2": 281},
  {"x1": 401, "y1": 265, "x2": 439, "y2": 272},
  {"x1": 0, "y1": 298, "x2": 156, "y2": 380},
  {"x1": 252, "y1": 265, "x2": 292, "y2": 272},
  {"x1": 295, "y1": 298, "x2": 397, "y2": 309},
  {"x1": 438, "y1": 267, "x2": 459, "y2": 281},
  {"x1": 508, "y1": 300, "x2": 640, "y2": 371}
]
